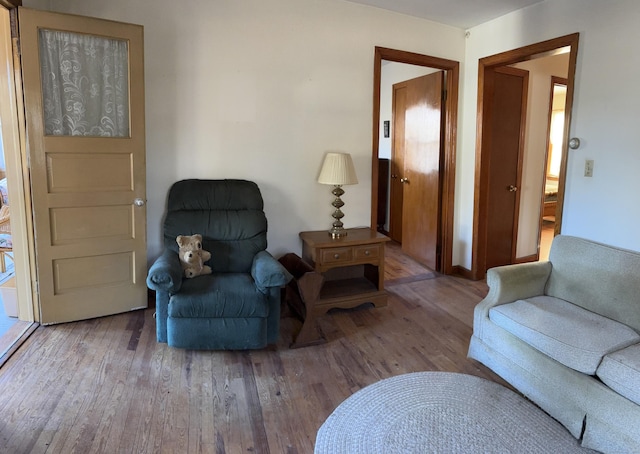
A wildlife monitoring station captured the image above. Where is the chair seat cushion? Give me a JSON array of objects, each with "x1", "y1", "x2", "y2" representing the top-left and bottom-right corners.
[
  {"x1": 489, "y1": 295, "x2": 640, "y2": 374},
  {"x1": 169, "y1": 273, "x2": 269, "y2": 319},
  {"x1": 596, "y1": 343, "x2": 640, "y2": 406}
]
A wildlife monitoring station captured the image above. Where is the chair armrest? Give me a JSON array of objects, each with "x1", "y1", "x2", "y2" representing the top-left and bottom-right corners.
[
  {"x1": 474, "y1": 261, "x2": 552, "y2": 325},
  {"x1": 146, "y1": 249, "x2": 183, "y2": 293},
  {"x1": 252, "y1": 251, "x2": 293, "y2": 291}
]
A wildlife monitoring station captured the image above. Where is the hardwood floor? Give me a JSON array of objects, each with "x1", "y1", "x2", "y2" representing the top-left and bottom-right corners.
[{"x1": 0, "y1": 242, "x2": 506, "y2": 453}]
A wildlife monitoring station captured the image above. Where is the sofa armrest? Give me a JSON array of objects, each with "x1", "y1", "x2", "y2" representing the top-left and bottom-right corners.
[
  {"x1": 146, "y1": 249, "x2": 183, "y2": 293},
  {"x1": 252, "y1": 251, "x2": 293, "y2": 291},
  {"x1": 473, "y1": 261, "x2": 552, "y2": 334},
  {"x1": 482, "y1": 261, "x2": 552, "y2": 309}
]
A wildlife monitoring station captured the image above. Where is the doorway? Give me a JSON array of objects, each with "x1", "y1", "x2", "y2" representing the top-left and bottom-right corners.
[
  {"x1": 539, "y1": 77, "x2": 567, "y2": 261},
  {"x1": 472, "y1": 34, "x2": 579, "y2": 279},
  {"x1": 0, "y1": 5, "x2": 37, "y2": 366},
  {"x1": 371, "y1": 47, "x2": 459, "y2": 274},
  {"x1": 387, "y1": 70, "x2": 445, "y2": 271}
]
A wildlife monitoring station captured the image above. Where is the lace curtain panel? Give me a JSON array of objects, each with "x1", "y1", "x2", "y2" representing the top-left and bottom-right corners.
[{"x1": 38, "y1": 29, "x2": 130, "y2": 137}]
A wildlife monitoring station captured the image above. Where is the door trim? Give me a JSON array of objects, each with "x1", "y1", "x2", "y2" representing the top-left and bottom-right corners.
[
  {"x1": 472, "y1": 33, "x2": 579, "y2": 279},
  {"x1": 371, "y1": 47, "x2": 459, "y2": 274}
]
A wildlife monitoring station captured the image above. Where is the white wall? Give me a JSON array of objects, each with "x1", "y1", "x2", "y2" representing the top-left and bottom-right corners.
[
  {"x1": 22, "y1": 0, "x2": 640, "y2": 271},
  {"x1": 24, "y1": 0, "x2": 465, "y2": 263},
  {"x1": 512, "y1": 53, "x2": 569, "y2": 258},
  {"x1": 457, "y1": 0, "x2": 640, "y2": 269}
]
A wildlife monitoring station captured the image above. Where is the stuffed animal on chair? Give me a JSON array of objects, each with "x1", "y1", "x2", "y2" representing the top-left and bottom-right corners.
[{"x1": 176, "y1": 234, "x2": 212, "y2": 278}]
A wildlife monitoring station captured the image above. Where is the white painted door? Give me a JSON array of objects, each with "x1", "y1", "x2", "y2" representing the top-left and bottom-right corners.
[{"x1": 19, "y1": 8, "x2": 146, "y2": 324}]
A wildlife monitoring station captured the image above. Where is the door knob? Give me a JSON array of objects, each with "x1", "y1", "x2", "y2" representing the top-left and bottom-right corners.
[
  {"x1": 400, "y1": 177, "x2": 409, "y2": 184},
  {"x1": 391, "y1": 174, "x2": 398, "y2": 179},
  {"x1": 508, "y1": 185, "x2": 518, "y2": 192},
  {"x1": 134, "y1": 198, "x2": 146, "y2": 207}
]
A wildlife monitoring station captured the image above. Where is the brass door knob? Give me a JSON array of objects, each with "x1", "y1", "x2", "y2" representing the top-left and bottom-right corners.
[
  {"x1": 400, "y1": 177, "x2": 409, "y2": 184},
  {"x1": 508, "y1": 185, "x2": 518, "y2": 192}
]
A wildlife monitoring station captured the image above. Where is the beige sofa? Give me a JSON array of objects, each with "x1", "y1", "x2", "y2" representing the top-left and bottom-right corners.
[{"x1": 468, "y1": 235, "x2": 640, "y2": 453}]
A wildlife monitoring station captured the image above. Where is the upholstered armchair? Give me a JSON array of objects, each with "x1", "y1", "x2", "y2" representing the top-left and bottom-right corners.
[{"x1": 146, "y1": 179, "x2": 292, "y2": 350}]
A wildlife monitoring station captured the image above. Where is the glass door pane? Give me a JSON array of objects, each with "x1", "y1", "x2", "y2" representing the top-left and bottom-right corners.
[{"x1": 38, "y1": 29, "x2": 130, "y2": 137}]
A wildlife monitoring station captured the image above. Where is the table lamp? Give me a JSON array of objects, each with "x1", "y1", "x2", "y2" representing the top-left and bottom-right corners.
[{"x1": 317, "y1": 152, "x2": 358, "y2": 238}]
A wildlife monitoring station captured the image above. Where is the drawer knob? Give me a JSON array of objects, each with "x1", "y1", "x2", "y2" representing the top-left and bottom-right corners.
[
  {"x1": 364, "y1": 250, "x2": 370, "y2": 256},
  {"x1": 334, "y1": 253, "x2": 340, "y2": 259}
]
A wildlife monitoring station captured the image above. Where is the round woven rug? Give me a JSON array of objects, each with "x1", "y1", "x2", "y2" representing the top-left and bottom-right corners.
[{"x1": 315, "y1": 372, "x2": 594, "y2": 453}]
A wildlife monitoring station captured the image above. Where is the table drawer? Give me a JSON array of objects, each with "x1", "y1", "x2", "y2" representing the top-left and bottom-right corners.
[
  {"x1": 354, "y1": 244, "x2": 380, "y2": 261},
  {"x1": 321, "y1": 247, "x2": 353, "y2": 264}
]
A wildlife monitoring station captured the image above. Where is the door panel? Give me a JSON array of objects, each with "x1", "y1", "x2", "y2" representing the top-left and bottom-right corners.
[
  {"x1": 47, "y1": 153, "x2": 133, "y2": 192},
  {"x1": 485, "y1": 67, "x2": 528, "y2": 270},
  {"x1": 19, "y1": 8, "x2": 146, "y2": 324},
  {"x1": 402, "y1": 72, "x2": 444, "y2": 270}
]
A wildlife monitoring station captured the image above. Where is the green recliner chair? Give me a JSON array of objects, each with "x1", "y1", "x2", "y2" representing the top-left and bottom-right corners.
[{"x1": 146, "y1": 179, "x2": 292, "y2": 350}]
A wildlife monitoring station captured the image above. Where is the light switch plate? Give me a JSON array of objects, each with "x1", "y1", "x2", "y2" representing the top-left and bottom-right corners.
[{"x1": 584, "y1": 159, "x2": 594, "y2": 177}]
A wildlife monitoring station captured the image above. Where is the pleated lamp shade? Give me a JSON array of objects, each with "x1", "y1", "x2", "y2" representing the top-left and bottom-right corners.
[{"x1": 317, "y1": 152, "x2": 358, "y2": 185}]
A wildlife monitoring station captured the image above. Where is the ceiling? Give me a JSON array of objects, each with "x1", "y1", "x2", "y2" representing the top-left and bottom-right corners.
[{"x1": 344, "y1": 0, "x2": 546, "y2": 29}]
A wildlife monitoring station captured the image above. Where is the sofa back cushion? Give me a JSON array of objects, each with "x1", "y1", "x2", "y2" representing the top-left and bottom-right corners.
[
  {"x1": 547, "y1": 235, "x2": 640, "y2": 331},
  {"x1": 163, "y1": 179, "x2": 267, "y2": 273}
]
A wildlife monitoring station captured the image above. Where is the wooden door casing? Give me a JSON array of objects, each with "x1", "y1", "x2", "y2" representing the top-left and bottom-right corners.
[
  {"x1": 19, "y1": 8, "x2": 147, "y2": 324},
  {"x1": 371, "y1": 47, "x2": 460, "y2": 276},
  {"x1": 472, "y1": 34, "x2": 579, "y2": 280}
]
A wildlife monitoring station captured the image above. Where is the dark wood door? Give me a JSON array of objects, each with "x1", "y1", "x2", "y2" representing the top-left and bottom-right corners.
[
  {"x1": 401, "y1": 72, "x2": 444, "y2": 270},
  {"x1": 389, "y1": 72, "x2": 445, "y2": 270},
  {"x1": 485, "y1": 66, "x2": 528, "y2": 269}
]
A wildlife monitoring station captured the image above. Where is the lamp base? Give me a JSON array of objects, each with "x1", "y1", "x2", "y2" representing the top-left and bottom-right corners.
[
  {"x1": 329, "y1": 226, "x2": 347, "y2": 238},
  {"x1": 327, "y1": 185, "x2": 348, "y2": 238}
]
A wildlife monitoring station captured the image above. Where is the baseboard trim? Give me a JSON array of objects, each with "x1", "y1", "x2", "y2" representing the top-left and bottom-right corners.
[
  {"x1": 451, "y1": 265, "x2": 475, "y2": 280},
  {"x1": 514, "y1": 254, "x2": 538, "y2": 264}
]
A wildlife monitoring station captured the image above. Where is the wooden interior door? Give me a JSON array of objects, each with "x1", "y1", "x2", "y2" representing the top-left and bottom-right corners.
[
  {"x1": 19, "y1": 8, "x2": 147, "y2": 324},
  {"x1": 484, "y1": 66, "x2": 528, "y2": 270},
  {"x1": 389, "y1": 82, "x2": 406, "y2": 243},
  {"x1": 401, "y1": 72, "x2": 444, "y2": 270}
]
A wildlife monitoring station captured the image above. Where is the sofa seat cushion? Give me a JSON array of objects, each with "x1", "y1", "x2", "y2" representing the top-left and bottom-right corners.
[
  {"x1": 169, "y1": 273, "x2": 269, "y2": 319},
  {"x1": 596, "y1": 343, "x2": 640, "y2": 406},
  {"x1": 489, "y1": 296, "x2": 640, "y2": 374}
]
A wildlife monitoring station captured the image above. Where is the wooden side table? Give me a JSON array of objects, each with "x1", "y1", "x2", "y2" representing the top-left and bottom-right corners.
[{"x1": 289, "y1": 228, "x2": 389, "y2": 348}]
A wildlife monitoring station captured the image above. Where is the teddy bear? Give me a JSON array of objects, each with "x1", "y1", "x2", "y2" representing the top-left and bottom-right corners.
[{"x1": 176, "y1": 234, "x2": 212, "y2": 278}]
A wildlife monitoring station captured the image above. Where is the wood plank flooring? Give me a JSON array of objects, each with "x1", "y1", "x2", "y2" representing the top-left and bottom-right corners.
[{"x1": 0, "y1": 242, "x2": 507, "y2": 453}]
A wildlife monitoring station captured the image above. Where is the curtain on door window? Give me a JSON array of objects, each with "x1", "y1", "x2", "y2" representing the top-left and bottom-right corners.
[{"x1": 38, "y1": 29, "x2": 129, "y2": 137}]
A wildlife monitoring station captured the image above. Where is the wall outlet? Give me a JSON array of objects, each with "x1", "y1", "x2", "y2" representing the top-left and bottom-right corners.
[{"x1": 584, "y1": 159, "x2": 594, "y2": 177}]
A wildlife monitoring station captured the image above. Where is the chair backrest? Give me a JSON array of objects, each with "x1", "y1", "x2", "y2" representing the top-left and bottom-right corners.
[{"x1": 163, "y1": 179, "x2": 267, "y2": 273}]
